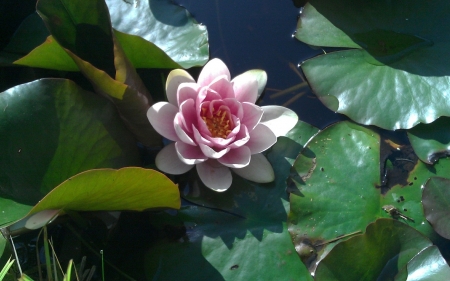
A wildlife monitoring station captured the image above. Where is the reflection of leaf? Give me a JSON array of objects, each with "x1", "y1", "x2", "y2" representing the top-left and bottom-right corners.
[
  {"x1": 0, "y1": 79, "x2": 139, "y2": 225},
  {"x1": 288, "y1": 121, "x2": 450, "y2": 273},
  {"x1": 144, "y1": 121, "x2": 318, "y2": 280},
  {"x1": 407, "y1": 117, "x2": 450, "y2": 164},
  {"x1": 297, "y1": 0, "x2": 450, "y2": 130},
  {"x1": 422, "y1": 177, "x2": 450, "y2": 240},
  {"x1": 314, "y1": 219, "x2": 432, "y2": 281}
]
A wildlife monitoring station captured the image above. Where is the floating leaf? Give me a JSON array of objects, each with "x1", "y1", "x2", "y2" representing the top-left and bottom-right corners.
[
  {"x1": 402, "y1": 246, "x2": 450, "y2": 281},
  {"x1": 422, "y1": 176, "x2": 450, "y2": 240},
  {"x1": 288, "y1": 121, "x2": 449, "y2": 273},
  {"x1": 143, "y1": 121, "x2": 318, "y2": 280},
  {"x1": 0, "y1": 79, "x2": 139, "y2": 226},
  {"x1": 407, "y1": 117, "x2": 450, "y2": 164},
  {"x1": 314, "y1": 219, "x2": 432, "y2": 281},
  {"x1": 297, "y1": 0, "x2": 450, "y2": 130}
]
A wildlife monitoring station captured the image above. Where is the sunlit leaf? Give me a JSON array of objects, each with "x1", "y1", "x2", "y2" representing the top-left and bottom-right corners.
[
  {"x1": 297, "y1": 0, "x2": 450, "y2": 130},
  {"x1": 403, "y1": 246, "x2": 450, "y2": 281}
]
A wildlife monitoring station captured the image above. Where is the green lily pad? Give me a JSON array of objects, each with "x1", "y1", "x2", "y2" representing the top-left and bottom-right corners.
[
  {"x1": 0, "y1": 79, "x2": 139, "y2": 226},
  {"x1": 31, "y1": 167, "x2": 180, "y2": 214},
  {"x1": 143, "y1": 121, "x2": 318, "y2": 280},
  {"x1": 297, "y1": 0, "x2": 450, "y2": 130},
  {"x1": 402, "y1": 245, "x2": 450, "y2": 281},
  {"x1": 314, "y1": 219, "x2": 432, "y2": 281},
  {"x1": 422, "y1": 176, "x2": 450, "y2": 240},
  {"x1": 106, "y1": 0, "x2": 209, "y2": 69},
  {"x1": 288, "y1": 121, "x2": 449, "y2": 273},
  {"x1": 407, "y1": 117, "x2": 450, "y2": 164}
]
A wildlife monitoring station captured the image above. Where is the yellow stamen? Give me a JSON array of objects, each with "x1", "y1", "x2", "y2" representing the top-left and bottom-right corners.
[{"x1": 200, "y1": 106, "x2": 233, "y2": 138}]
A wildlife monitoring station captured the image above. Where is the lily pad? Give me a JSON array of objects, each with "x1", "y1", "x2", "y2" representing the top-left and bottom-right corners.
[
  {"x1": 143, "y1": 121, "x2": 319, "y2": 280},
  {"x1": 0, "y1": 79, "x2": 139, "y2": 226},
  {"x1": 407, "y1": 117, "x2": 450, "y2": 164},
  {"x1": 422, "y1": 176, "x2": 450, "y2": 240},
  {"x1": 288, "y1": 121, "x2": 450, "y2": 273},
  {"x1": 314, "y1": 219, "x2": 432, "y2": 281},
  {"x1": 106, "y1": 0, "x2": 209, "y2": 69},
  {"x1": 297, "y1": 0, "x2": 450, "y2": 130},
  {"x1": 402, "y1": 245, "x2": 450, "y2": 281}
]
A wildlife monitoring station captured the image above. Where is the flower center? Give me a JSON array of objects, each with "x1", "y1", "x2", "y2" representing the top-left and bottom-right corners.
[{"x1": 201, "y1": 107, "x2": 232, "y2": 138}]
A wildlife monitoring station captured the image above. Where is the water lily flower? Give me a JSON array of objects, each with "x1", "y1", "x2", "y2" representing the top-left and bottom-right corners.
[{"x1": 147, "y1": 58, "x2": 298, "y2": 192}]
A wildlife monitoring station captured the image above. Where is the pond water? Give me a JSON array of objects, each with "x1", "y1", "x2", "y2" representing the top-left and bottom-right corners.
[{"x1": 180, "y1": 0, "x2": 347, "y2": 129}]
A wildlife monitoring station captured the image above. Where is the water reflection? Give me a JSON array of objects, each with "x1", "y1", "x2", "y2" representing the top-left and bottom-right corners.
[{"x1": 179, "y1": 0, "x2": 347, "y2": 129}]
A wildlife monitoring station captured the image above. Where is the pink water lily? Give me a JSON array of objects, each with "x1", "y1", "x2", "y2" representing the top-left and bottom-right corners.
[{"x1": 147, "y1": 58, "x2": 298, "y2": 191}]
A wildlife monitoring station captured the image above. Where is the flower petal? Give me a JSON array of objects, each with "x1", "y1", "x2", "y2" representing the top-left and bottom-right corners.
[
  {"x1": 197, "y1": 58, "x2": 231, "y2": 87},
  {"x1": 241, "y1": 102, "x2": 263, "y2": 131},
  {"x1": 208, "y1": 75, "x2": 234, "y2": 99},
  {"x1": 231, "y1": 153, "x2": 274, "y2": 183},
  {"x1": 156, "y1": 143, "x2": 194, "y2": 174},
  {"x1": 166, "y1": 69, "x2": 195, "y2": 106},
  {"x1": 218, "y1": 146, "x2": 251, "y2": 168},
  {"x1": 232, "y1": 69, "x2": 267, "y2": 99},
  {"x1": 228, "y1": 125, "x2": 250, "y2": 149},
  {"x1": 179, "y1": 99, "x2": 196, "y2": 134},
  {"x1": 147, "y1": 102, "x2": 180, "y2": 141},
  {"x1": 246, "y1": 124, "x2": 277, "y2": 154},
  {"x1": 260, "y1": 106, "x2": 298, "y2": 137},
  {"x1": 197, "y1": 160, "x2": 232, "y2": 192},
  {"x1": 174, "y1": 113, "x2": 196, "y2": 146},
  {"x1": 199, "y1": 143, "x2": 230, "y2": 159},
  {"x1": 193, "y1": 125, "x2": 213, "y2": 146},
  {"x1": 178, "y1": 83, "x2": 200, "y2": 107},
  {"x1": 175, "y1": 142, "x2": 207, "y2": 164},
  {"x1": 232, "y1": 74, "x2": 258, "y2": 103}
]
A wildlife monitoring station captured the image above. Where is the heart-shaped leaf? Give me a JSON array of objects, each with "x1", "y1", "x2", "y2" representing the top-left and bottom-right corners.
[
  {"x1": 143, "y1": 121, "x2": 318, "y2": 280},
  {"x1": 297, "y1": 0, "x2": 450, "y2": 130}
]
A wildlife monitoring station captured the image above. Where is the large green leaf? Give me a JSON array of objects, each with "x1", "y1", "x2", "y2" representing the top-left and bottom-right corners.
[
  {"x1": 288, "y1": 121, "x2": 449, "y2": 273},
  {"x1": 422, "y1": 177, "x2": 450, "y2": 240},
  {"x1": 0, "y1": 79, "x2": 139, "y2": 226},
  {"x1": 36, "y1": 0, "x2": 162, "y2": 147},
  {"x1": 407, "y1": 117, "x2": 450, "y2": 164},
  {"x1": 106, "y1": 0, "x2": 209, "y2": 69},
  {"x1": 297, "y1": 0, "x2": 450, "y2": 130},
  {"x1": 314, "y1": 219, "x2": 432, "y2": 281},
  {"x1": 144, "y1": 121, "x2": 318, "y2": 280}
]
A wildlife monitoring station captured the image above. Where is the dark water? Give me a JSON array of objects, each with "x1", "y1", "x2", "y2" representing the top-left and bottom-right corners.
[{"x1": 180, "y1": 0, "x2": 347, "y2": 129}]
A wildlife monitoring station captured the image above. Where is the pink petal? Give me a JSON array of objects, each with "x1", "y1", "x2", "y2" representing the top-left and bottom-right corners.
[
  {"x1": 196, "y1": 87, "x2": 222, "y2": 104},
  {"x1": 179, "y1": 99, "x2": 196, "y2": 134},
  {"x1": 199, "y1": 143, "x2": 230, "y2": 159},
  {"x1": 174, "y1": 113, "x2": 196, "y2": 146},
  {"x1": 196, "y1": 160, "x2": 232, "y2": 192},
  {"x1": 156, "y1": 143, "x2": 194, "y2": 174},
  {"x1": 260, "y1": 106, "x2": 298, "y2": 137},
  {"x1": 147, "y1": 102, "x2": 180, "y2": 142},
  {"x1": 241, "y1": 102, "x2": 263, "y2": 131},
  {"x1": 223, "y1": 98, "x2": 243, "y2": 119},
  {"x1": 231, "y1": 75, "x2": 258, "y2": 103},
  {"x1": 204, "y1": 135, "x2": 235, "y2": 149},
  {"x1": 208, "y1": 76, "x2": 234, "y2": 99},
  {"x1": 178, "y1": 83, "x2": 200, "y2": 107},
  {"x1": 197, "y1": 58, "x2": 231, "y2": 87},
  {"x1": 175, "y1": 142, "x2": 207, "y2": 165},
  {"x1": 231, "y1": 153, "x2": 274, "y2": 183},
  {"x1": 246, "y1": 124, "x2": 277, "y2": 154},
  {"x1": 218, "y1": 146, "x2": 251, "y2": 168},
  {"x1": 166, "y1": 69, "x2": 195, "y2": 106},
  {"x1": 228, "y1": 125, "x2": 250, "y2": 149},
  {"x1": 193, "y1": 125, "x2": 213, "y2": 146}
]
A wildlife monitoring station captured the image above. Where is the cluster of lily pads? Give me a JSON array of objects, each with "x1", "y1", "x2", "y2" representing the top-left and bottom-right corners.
[{"x1": 1, "y1": 0, "x2": 450, "y2": 280}]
